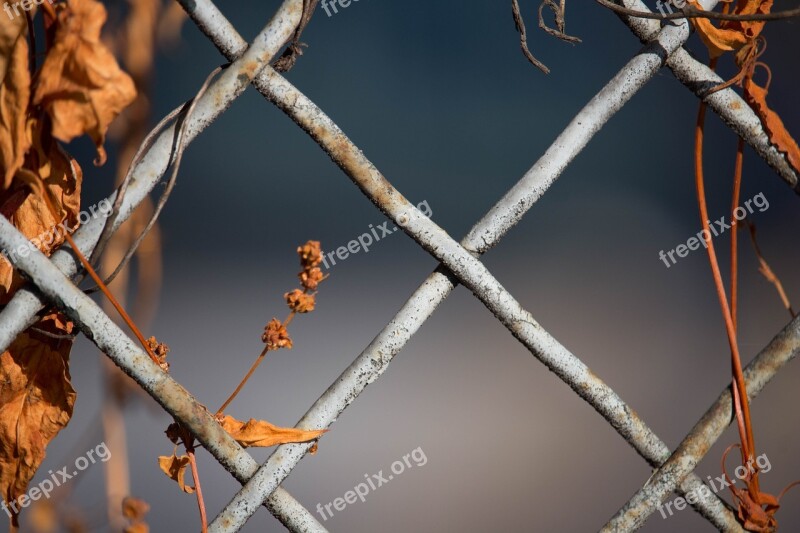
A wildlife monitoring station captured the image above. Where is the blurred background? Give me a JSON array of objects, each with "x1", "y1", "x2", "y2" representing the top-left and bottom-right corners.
[{"x1": 11, "y1": 1, "x2": 800, "y2": 531}]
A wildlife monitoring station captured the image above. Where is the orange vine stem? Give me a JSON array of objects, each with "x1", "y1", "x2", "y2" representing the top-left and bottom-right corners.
[
  {"x1": 185, "y1": 443, "x2": 208, "y2": 533},
  {"x1": 215, "y1": 308, "x2": 298, "y2": 415},
  {"x1": 730, "y1": 137, "x2": 744, "y2": 333},
  {"x1": 695, "y1": 95, "x2": 758, "y2": 490},
  {"x1": 216, "y1": 345, "x2": 269, "y2": 416},
  {"x1": 36, "y1": 182, "x2": 161, "y2": 366}
]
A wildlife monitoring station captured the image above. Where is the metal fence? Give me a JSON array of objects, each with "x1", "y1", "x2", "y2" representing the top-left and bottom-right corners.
[{"x1": 0, "y1": 0, "x2": 798, "y2": 531}]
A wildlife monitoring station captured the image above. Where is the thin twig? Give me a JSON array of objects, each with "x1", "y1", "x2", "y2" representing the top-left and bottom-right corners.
[
  {"x1": 512, "y1": 0, "x2": 551, "y2": 73},
  {"x1": 97, "y1": 65, "x2": 226, "y2": 288},
  {"x1": 89, "y1": 105, "x2": 184, "y2": 267},
  {"x1": 538, "y1": 0, "x2": 581, "y2": 43},
  {"x1": 744, "y1": 220, "x2": 797, "y2": 318}
]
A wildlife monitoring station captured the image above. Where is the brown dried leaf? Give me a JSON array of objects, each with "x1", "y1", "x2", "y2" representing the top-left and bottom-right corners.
[
  {"x1": 28, "y1": 498, "x2": 57, "y2": 533},
  {"x1": 33, "y1": 0, "x2": 136, "y2": 164},
  {"x1": 0, "y1": 27, "x2": 31, "y2": 190},
  {"x1": 0, "y1": 5, "x2": 27, "y2": 82},
  {"x1": 122, "y1": 495, "x2": 150, "y2": 533},
  {"x1": 0, "y1": 118, "x2": 82, "y2": 303},
  {"x1": 743, "y1": 77, "x2": 800, "y2": 176},
  {"x1": 121, "y1": 496, "x2": 150, "y2": 521},
  {"x1": 157, "y1": 453, "x2": 195, "y2": 494},
  {"x1": 687, "y1": 0, "x2": 771, "y2": 58},
  {"x1": 156, "y1": 1, "x2": 187, "y2": 49},
  {"x1": 122, "y1": 0, "x2": 158, "y2": 78},
  {"x1": 0, "y1": 314, "x2": 76, "y2": 527},
  {"x1": 219, "y1": 415, "x2": 326, "y2": 448}
]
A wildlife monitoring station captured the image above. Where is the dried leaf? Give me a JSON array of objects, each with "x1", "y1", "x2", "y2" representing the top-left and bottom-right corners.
[
  {"x1": 156, "y1": 1, "x2": 187, "y2": 49},
  {"x1": 28, "y1": 498, "x2": 57, "y2": 533},
  {"x1": 219, "y1": 415, "x2": 326, "y2": 448},
  {"x1": 157, "y1": 453, "x2": 195, "y2": 494},
  {"x1": 743, "y1": 77, "x2": 800, "y2": 175},
  {"x1": 687, "y1": 0, "x2": 772, "y2": 58},
  {"x1": 122, "y1": 0, "x2": 159, "y2": 77},
  {"x1": 0, "y1": 27, "x2": 31, "y2": 190},
  {"x1": 33, "y1": 0, "x2": 136, "y2": 164},
  {"x1": 122, "y1": 495, "x2": 150, "y2": 533},
  {"x1": 0, "y1": 6, "x2": 27, "y2": 82},
  {"x1": 0, "y1": 118, "x2": 82, "y2": 303},
  {"x1": 122, "y1": 496, "x2": 150, "y2": 521},
  {"x1": 0, "y1": 314, "x2": 75, "y2": 527}
]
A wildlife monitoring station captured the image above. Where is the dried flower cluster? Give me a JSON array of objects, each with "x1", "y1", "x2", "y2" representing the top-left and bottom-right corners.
[
  {"x1": 260, "y1": 240, "x2": 327, "y2": 349},
  {"x1": 261, "y1": 318, "x2": 293, "y2": 350},
  {"x1": 145, "y1": 336, "x2": 170, "y2": 371},
  {"x1": 297, "y1": 240, "x2": 326, "y2": 291}
]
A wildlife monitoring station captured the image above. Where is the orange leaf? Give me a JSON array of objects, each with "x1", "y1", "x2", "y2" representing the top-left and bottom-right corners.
[
  {"x1": 743, "y1": 77, "x2": 800, "y2": 176},
  {"x1": 218, "y1": 415, "x2": 326, "y2": 448},
  {"x1": 124, "y1": 524, "x2": 150, "y2": 533},
  {"x1": 0, "y1": 313, "x2": 75, "y2": 527},
  {"x1": 121, "y1": 496, "x2": 150, "y2": 522},
  {"x1": 0, "y1": 24, "x2": 31, "y2": 190},
  {"x1": 687, "y1": 0, "x2": 772, "y2": 58},
  {"x1": 122, "y1": 495, "x2": 150, "y2": 533},
  {"x1": 33, "y1": 0, "x2": 136, "y2": 165},
  {"x1": 157, "y1": 454, "x2": 195, "y2": 494},
  {"x1": 0, "y1": 118, "x2": 82, "y2": 303}
]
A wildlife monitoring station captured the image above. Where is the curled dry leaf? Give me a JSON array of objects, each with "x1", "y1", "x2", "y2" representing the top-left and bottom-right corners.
[
  {"x1": 688, "y1": 0, "x2": 800, "y2": 176},
  {"x1": 218, "y1": 414, "x2": 326, "y2": 448},
  {"x1": 743, "y1": 77, "x2": 800, "y2": 175},
  {"x1": 122, "y1": 496, "x2": 150, "y2": 522},
  {"x1": 122, "y1": 495, "x2": 150, "y2": 533},
  {"x1": 0, "y1": 5, "x2": 26, "y2": 83},
  {"x1": 0, "y1": 313, "x2": 76, "y2": 527},
  {"x1": 0, "y1": 117, "x2": 82, "y2": 302},
  {"x1": 0, "y1": 25, "x2": 30, "y2": 190},
  {"x1": 688, "y1": 0, "x2": 771, "y2": 58},
  {"x1": 33, "y1": 0, "x2": 136, "y2": 165},
  {"x1": 157, "y1": 453, "x2": 195, "y2": 494},
  {"x1": 28, "y1": 497, "x2": 57, "y2": 533}
]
